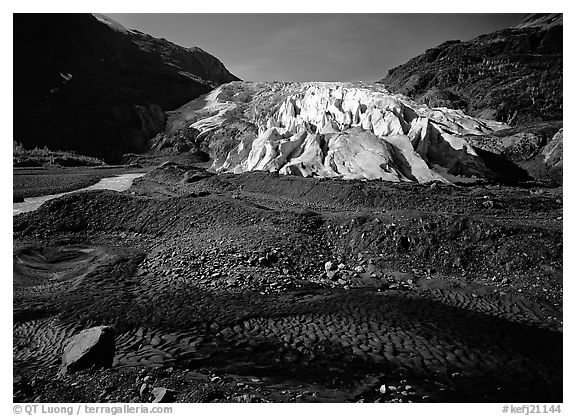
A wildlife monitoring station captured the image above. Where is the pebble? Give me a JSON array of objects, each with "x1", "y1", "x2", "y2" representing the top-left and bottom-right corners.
[{"x1": 379, "y1": 384, "x2": 387, "y2": 394}]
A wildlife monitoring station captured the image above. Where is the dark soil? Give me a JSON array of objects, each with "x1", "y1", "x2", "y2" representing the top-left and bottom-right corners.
[{"x1": 13, "y1": 166, "x2": 562, "y2": 403}]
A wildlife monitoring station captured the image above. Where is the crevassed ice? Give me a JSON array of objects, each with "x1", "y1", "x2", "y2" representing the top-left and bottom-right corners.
[{"x1": 174, "y1": 81, "x2": 508, "y2": 183}]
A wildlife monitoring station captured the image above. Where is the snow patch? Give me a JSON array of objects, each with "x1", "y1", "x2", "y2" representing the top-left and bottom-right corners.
[{"x1": 93, "y1": 14, "x2": 134, "y2": 34}]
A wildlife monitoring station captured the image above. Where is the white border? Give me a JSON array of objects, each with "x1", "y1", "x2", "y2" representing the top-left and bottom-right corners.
[{"x1": 3, "y1": 2, "x2": 573, "y2": 415}]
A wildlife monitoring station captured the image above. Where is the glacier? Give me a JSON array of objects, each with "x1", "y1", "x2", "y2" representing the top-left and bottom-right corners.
[{"x1": 164, "y1": 81, "x2": 509, "y2": 184}]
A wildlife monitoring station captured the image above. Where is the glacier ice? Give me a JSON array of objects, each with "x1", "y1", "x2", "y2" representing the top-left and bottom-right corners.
[{"x1": 165, "y1": 81, "x2": 509, "y2": 184}]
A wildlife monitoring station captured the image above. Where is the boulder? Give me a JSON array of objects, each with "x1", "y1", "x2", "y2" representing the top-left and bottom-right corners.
[
  {"x1": 60, "y1": 326, "x2": 115, "y2": 375},
  {"x1": 152, "y1": 387, "x2": 175, "y2": 403},
  {"x1": 159, "y1": 160, "x2": 178, "y2": 168},
  {"x1": 182, "y1": 170, "x2": 214, "y2": 183}
]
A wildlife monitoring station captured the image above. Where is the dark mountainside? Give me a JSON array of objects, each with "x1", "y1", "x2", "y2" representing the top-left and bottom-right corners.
[
  {"x1": 13, "y1": 14, "x2": 239, "y2": 163},
  {"x1": 378, "y1": 14, "x2": 562, "y2": 126},
  {"x1": 379, "y1": 13, "x2": 563, "y2": 185}
]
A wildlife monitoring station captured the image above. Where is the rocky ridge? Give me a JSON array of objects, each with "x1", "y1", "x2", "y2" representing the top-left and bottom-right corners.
[
  {"x1": 377, "y1": 13, "x2": 562, "y2": 126},
  {"x1": 466, "y1": 123, "x2": 563, "y2": 185}
]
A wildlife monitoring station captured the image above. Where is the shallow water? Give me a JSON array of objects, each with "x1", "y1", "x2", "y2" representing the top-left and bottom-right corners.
[{"x1": 13, "y1": 173, "x2": 146, "y2": 216}]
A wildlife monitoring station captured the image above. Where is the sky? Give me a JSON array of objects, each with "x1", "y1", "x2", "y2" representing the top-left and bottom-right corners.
[{"x1": 108, "y1": 14, "x2": 523, "y2": 82}]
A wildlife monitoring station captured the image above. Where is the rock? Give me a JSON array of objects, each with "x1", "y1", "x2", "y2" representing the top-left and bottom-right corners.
[
  {"x1": 378, "y1": 14, "x2": 562, "y2": 126},
  {"x1": 379, "y1": 384, "x2": 387, "y2": 394},
  {"x1": 159, "y1": 161, "x2": 178, "y2": 168},
  {"x1": 139, "y1": 383, "x2": 148, "y2": 397},
  {"x1": 397, "y1": 236, "x2": 410, "y2": 252},
  {"x1": 482, "y1": 200, "x2": 494, "y2": 209},
  {"x1": 176, "y1": 142, "x2": 190, "y2": 153},
  {"x1": 541, "y1": 128, "x2": 563, "y2": 171},
  {"x1": 326, "y1": 270, "x2": 338, "y2": 280},
  {"x1": 324, "y1": 261, "x2": 334, "y2": 272},
  {"x1": 337, "y1": 263, "x2": 346, "y2": 270},
  {"x1": 467, "y1": 124, "x2": 563, "y2": 184},
  {"x1": 60, "y1": 326, "x2": 115, "y2": 375},
  {"x1": 233, "y1": 394, "x2": 258, "y2": 403},
  {"x1": 182, "y1": 170, "x2": 213, "y2": 183},
  {"x1": 152, "y1": 387, "x2": 175, "y2": 403}
]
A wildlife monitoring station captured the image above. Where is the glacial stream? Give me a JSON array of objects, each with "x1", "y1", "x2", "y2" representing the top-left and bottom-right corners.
[{"x1": 13, "y1": 173, "x2": 146, "y2": 216}]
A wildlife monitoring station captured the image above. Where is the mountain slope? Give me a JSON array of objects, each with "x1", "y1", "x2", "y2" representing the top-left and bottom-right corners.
[
  {"x1": 377, "y1": 13, "x2": 562, "y2": 126},
  {"x1": 13, "y1": 13, "x2": 239, "y2": 163}
]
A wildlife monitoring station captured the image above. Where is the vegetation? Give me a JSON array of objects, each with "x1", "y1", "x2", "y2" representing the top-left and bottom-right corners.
[{"x1": 13, "y1": 142, "x2": 105, "y2": 167}]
